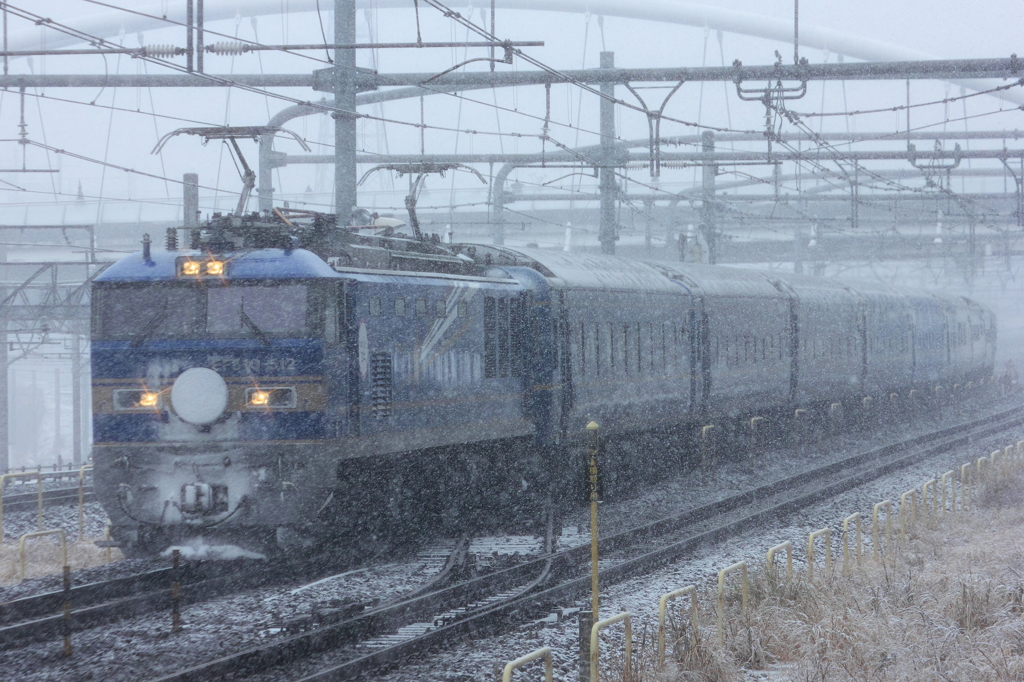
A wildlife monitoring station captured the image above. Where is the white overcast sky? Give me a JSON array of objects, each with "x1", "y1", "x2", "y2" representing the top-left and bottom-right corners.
[{"x1": 0, "y1": 0, "x2": 1019, "y2": 215}]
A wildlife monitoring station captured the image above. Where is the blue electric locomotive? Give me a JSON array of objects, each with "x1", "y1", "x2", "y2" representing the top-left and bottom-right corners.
[{"x1": 91, "y1": 212, "x2": 996, "y2": 556}]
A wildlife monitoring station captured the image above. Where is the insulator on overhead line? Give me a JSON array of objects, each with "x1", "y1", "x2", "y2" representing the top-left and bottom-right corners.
[
  {"x1": 142, "y1": 44, "x2": 181, "y2": 58},
  {"x1": 207, "y1": 41, "x2": 248, "y2": 56}
]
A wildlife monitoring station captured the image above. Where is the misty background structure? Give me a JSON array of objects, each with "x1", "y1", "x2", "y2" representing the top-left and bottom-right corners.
[{"x1": 0, "y1": 0, "x2": 1021, "y2": 470}]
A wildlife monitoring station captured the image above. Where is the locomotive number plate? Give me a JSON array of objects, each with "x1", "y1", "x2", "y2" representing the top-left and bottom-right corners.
[{"x1": 207, "y1": 355, "x2": 297, "y2": 375}]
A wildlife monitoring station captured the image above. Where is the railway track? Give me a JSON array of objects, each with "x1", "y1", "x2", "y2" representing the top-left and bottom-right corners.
[
  {"x1": 0, "y1": 558, "x2": 289, "y2": 647},
  {"x1": 0, "y1": 534, "x2": 476, "y2": 651},
  {"x1": 1, "y1": 485, "x2": 94, "y2": 513},
  {"x1": 148, "y1": 400, "x2": 1024, "y2": 682}
]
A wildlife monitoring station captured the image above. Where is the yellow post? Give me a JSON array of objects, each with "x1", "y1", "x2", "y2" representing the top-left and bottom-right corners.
[
  {"x1": 590, "y1": 613, "x2": 631, "y2": 682},
  {"x1": 658, "y1": 586, "x2": 698, "y2": 665},
  {"x1": 749, "y1": 416, "x2": 766, "y2": 460},
  {"x1": 586, "y1": 421, "x2": 600, "y2": 624},
  {"x1": 716, "y1": 561, "x2": 748, "y2": 647},
  {"x1": 921, "y1": 479, "x2": 936, "y2": 519},
  {"x1": 940, "y1": 471, "x2": 955, "y2": 515},
  {"x1": 0, "y1": 470, "x2": 44, "y2": 542},
  {"x1": 700, "y1": 424, "x2": 717, "y2": 478},
  {"x1": 961, "y1": 463, "x2": 972, "y2": 512},
  {"x1": 990, "y1": 450, "x2": 1002, "y2": 482},
  {"x1": 873, "y1": 500, "x2": 892, "y2": 559},
  {"x1": 78, "y1": 464, "x2": 93, "y2": 541},
  {"x1": 828, "y1": 402, "x2": 843, "y2": 437},
  {"x1": 977, "y1": 456, "x2": 988, "y2": 487},
  {"x1": 807, "y1": 528, "x2": 831, "y2": 581},
  {"x1": 18, "y1": 529, "x2": 67, "y2": 581},
  {"x1": 103, "y1": 521, "x2": 112, "y2": 564},
  {"x1": 766, "y1": 541, "x2": 793, "y2": 581},
  {"x1": 842, "y1": 513, "x2": 862, "y2": 575},
  {"x1": 899, "y1": 489, "x2": 916, "y2": 544},
  {"x1": 794, "y1": 408, "x2": 808, "y2": 449},
  {"x1": 502, "y1": 647, "x2": 553, "y2": 682}
]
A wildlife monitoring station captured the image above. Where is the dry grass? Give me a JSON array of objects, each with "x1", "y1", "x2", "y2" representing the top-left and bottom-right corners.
[
  {"x1": 0, "y1": 537, "x2": 123, "y2": 585},
  {"x1": 620, "y1": 472, "x2": 1024, "y2": 681}
]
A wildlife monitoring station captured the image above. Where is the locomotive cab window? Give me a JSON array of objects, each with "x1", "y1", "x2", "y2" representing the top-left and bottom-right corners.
[
  {"x1": 93, "y1": 283, "x2": 202, "y2": 340},
  {"x1": 207, "y1": 284, "x2": 308, "y2": 336}
]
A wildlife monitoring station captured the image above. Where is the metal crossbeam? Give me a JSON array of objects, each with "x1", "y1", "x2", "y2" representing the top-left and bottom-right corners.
[{"x1": 0, "y1": 56, "x2": 1019, "y2": 90}]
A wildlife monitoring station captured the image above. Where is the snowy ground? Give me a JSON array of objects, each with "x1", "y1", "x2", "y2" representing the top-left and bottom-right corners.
[
  {"x1": 361, "y1": 423, "x2": 1024, "y2": 682},
  {"x1": 0, "y1": 402, "x2": 1018, "y2": 680}
]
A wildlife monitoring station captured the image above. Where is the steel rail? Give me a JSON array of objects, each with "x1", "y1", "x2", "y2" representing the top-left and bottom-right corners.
[
  {"x1": 150, "y1": 396, "x2": 1024, "y2": 682},
  {"x1": 0, "y1": 537, "x2": 472, "y2": 648},
  {"x1": 1, "y1": 485, "x2": 94, "y2": 513},
  {"x1": 0, "y1": 559, "x2": 297, "y2": 645}
]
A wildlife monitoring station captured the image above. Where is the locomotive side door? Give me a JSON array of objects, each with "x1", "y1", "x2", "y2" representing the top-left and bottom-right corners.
[{"x1": 324, "y1": 278, "x2": 359, "y2": 438}]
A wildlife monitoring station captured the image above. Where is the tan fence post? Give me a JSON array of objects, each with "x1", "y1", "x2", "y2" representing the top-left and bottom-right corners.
[
  {"x1": 807, "y1": 528, "x2": 832, "y2": 581},
  {"x1": 766, "y1": 541, "x2": 793, "y2": 581},
  {"x1": 828, "y1": 402, "x2": 843, "y2": 438},
  {"x1": 502, "y1": 647, "x2": 553, "y2": 682},
  {"x1": 961, "y1": 463, "x2": 972, "y2": 512},
  {"x1": 0, "y1": 470, "x2": 44, "y2": 542},
  {"x1": 716, "y1": 562, "x2": 748, "y2": 647},
  {"x1": 749, "y1": 417, "x2": 766, "y2": 461},
  {"x1": 18, "y1": 529, "x2": 67, "y2": 581},
  {"x1": 842, "y1": 513, "x2": 862, "y2": 575},
  {"x1": 590, "y1": 613, "x2": 631, "y2": 682},
  {"x1": 77, "y1": 464, "x2": 93, "y2": 541},
  {"x1": 794, "y1": 409, "x2": 808, "y2": 451},
  {"x1": 921, "y1": 479, "x2": 936, "y2": 520},
  {"x1": 873, "y1": 500, "x2": 892, "y2": 559},
  {"x1": 700, "y1": 424, "x2": 717, "y2": 480},
  {"x1": 658, "y1": 586, "x2": 698, "y2": 666},
  {"x1": 899, "y1": 489, "x2": 917, "y2": 544},
  {"x1": 940, "y1": 471, "x2": 955, "y2": 515}
]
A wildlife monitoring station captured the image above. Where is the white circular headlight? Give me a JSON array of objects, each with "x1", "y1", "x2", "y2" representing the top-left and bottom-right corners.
[{"x1": 171, "y1": 367, "x2": 229, "y2": 425}]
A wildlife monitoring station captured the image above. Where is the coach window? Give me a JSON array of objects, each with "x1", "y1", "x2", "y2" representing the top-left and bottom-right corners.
[
  {"x1": 618, "y1": 321, "x2": 626, "y2": 374},
  {"x1": 457, "y1": 301, "x2": 468, "y2": 317},
  {"x1": 369, "y1": 296, "x2": 382, "y2": 317},
  {"x1": 434, "y1": 300, "x2": 446, "y2": 318},
  {"x1": 415, "y1": 298, "x2": 428, "y2": 317},
  {"x1": 394, "y1": 297, "x2": 406, "y2": 317}
]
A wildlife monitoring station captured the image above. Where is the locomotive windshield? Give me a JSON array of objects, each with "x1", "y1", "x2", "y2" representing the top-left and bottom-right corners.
[
  {"x1": 93, "y1": 285, "x2": 202, "y2": 340},
  {"x1": 93, "y1": 282, "x2": 311, "y2": 340},
  {"x1": 207, "y1": 285, "x2": 307, "y2": 336}
]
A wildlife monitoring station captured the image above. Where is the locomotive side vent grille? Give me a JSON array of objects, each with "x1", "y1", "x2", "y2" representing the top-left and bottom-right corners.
[{"x1": 371, "y1": 352, "x2": 393, "y2": 419}]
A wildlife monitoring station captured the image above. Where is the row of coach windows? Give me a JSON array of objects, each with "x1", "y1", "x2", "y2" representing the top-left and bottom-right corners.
[
  {"x1": 577, "y1": 321, "x2": 686, "y2": 378},
  {"x1": 715, "y1": 334, "x2": 785, "y2": 366},
  {"x1": 867, "y1": 332, "x2": 908, "y2": 354},
  {"x1": 368, "y1": 295, "x2": 469, "y2": 319},
  {"x1": 484, "y1": 296, "x2": 526, "y2": 379},
  {"x1": 800, "y1": 335, "x2": 860, "y2": 362}
]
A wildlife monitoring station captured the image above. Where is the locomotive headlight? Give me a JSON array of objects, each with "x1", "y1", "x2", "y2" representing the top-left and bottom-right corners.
[
  {"x1": 113, "y1": 389, "x2": 162, "y2": 411},
  {"x1": 181, "y1": 260, "x2": 201, "y2": 276},
  {"x1": 205, "y1": 260, "x2": 224, "y2": 275},
  {"x1": 245, "y1": 387, "x2": 297, "y2": 409}
]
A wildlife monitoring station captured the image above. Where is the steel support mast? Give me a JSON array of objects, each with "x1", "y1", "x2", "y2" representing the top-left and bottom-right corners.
[{"x1": 334, "y1": 0, "x2": 358, "y2": 223}]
